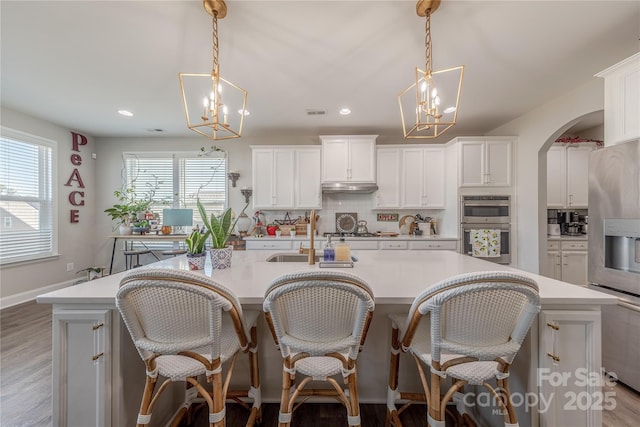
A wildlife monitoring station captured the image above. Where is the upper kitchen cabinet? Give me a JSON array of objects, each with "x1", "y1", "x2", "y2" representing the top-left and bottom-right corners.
[
  {"x1": 547, "y1": 143, "x2": 595, "y2": 208},
  {"x1": 374, "y1": 145, "x2": 445, "y2": 209},
  {"x1": 252, "y1": 146, "x2": 321, "y2": 210},
  {"x1": 320, "y1": 135, "x2": 377, "y2": 183},
  {"x1": 375, "y1": 148, "x2": 401, "y2": 208},
  {"x1": 596, "y1": 53, "x2": 640, "y2": 145},
  {"x1": 456, "y1": 138, "x2": 512, "y2": 187}
]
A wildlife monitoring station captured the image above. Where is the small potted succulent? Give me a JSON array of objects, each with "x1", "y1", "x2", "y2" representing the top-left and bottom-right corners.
[
  {"x1": 197, "y1": 199, "x2": 248, "y2": 269},
  {"x1": 185, "y1": 229, "x2": 210, "y2": 270}
]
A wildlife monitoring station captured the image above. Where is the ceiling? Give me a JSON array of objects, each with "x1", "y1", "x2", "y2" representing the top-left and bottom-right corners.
[{"x1": 1, "y1": 1, "x2": 639, "y2": 143}]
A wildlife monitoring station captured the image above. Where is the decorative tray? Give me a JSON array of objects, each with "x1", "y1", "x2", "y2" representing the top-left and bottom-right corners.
[{"x1": 319, "y1": 261, "x2": 354, "y2": 268}]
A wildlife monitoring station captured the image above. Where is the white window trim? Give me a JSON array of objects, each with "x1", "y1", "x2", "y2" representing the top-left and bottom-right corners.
[{"x1": 0, "y1": 126, "x2": 58, "y2": 265}]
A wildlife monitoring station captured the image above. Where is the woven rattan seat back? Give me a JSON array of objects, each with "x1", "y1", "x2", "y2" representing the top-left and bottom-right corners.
[
  {"x1": 264, "y1": 271, "x2": 375, "y2": 357},
  {"x1": 116, "y1": 268, "x2": 261, "y2": 427},
  {"x1": 117, "y1": 268, "x2": 247, "y2": 360},
  {"x1": 387, "y1": 271, "x2": 540, "y2": 427},
  {"x1": 403, "y1": 271, "x2": 540, "y2": 363},
  {"x1": 263, "y1": 271, "x2": 375, "y2": 427}
]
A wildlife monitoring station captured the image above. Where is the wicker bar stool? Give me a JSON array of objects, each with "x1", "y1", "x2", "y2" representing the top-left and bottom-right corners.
[
  {"x1": 116, "y1": 268, "x2": 262, "y2": 427},
  {"x1": 123, "y1": 248, "x2": 151, "y2": 269},
  {"x1": 386, "y1": 271, "x2": 540, "y2": 427},
  {"x1": 263, "y1": 271, "x2": 375, "y2": 427}
]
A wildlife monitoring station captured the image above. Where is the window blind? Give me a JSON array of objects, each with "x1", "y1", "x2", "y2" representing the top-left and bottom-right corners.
[{"x1": 0, "y1": 127, "x2": 56, "y2": 264}]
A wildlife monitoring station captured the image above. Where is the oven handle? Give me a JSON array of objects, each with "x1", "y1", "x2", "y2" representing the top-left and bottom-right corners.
[
  {"x1": 461, "y1": 225, "x2": 511, "y2": 232},
  {"x1": 461, "y1": 201, "x2": 510, "y2": 207}
]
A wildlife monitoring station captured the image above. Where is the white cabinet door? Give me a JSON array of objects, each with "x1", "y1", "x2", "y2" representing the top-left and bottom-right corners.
[
  {"x1": 321, "y1": 137, "x2": 350, "y2": 182},
  {"x1": 348, "y1": 137, "x2": 376, "y2": 182},
  {"x1": 561, "y1": 250, "x2": 589, "y2": 286},
  {"x1": 459, "y1": 140, "x2": 485, "y2": 186},
  {"x1": 598, "y1": 53, "x2": 640, "y2": 145},
  {"x1": 566, "y1": 145, "x2": 593, "y2": 208},
  {"x1": 546, "y1": 146, "x2": 567, "y2": 208},
  {"x1": 252, "y1": 149, "x2": 275, "y2": 209},
  {"x1": 273, "y1": 149, "x2": 295, "y2": 208},
  {"x1": 53, "y1": 309, "x2": 111, "y2": 427},
  {"x1": 375, "y1": 148, "x2": 401, "y2": 208},
  {"x1": 539, "y1": 310, "x2": 602, "y2": 427},
  {"x1": 400, "y1": 147, "x2": 445, "y2": 208},
  {"x1": 321, "y1": 135, "x2": 376, "y2": 182},
  {"x1": 422, "y1": 147, "x2": 446, "y2": 208},
  {"x1": 458, "y1": 138, "x2": 512, "y2": 187},
  {"x1": 295, "y1": 147, "x2": 322, "y2": 209},
  {"x1": 251, "y1": 147, "x2": 297, "y2": 209},
  {"x1": 485, "y1": 139, "x2": 511, "y2": 186},
  {"x1": 545, "y1": 250, "x2": 562, "y2": 280},
  {"x1": 401, "y1": 147, "x2": 425, "y2": 208}
]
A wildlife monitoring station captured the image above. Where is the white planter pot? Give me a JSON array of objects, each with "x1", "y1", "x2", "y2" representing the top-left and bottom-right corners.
[
  {"x1": 118, "y1": 224, "x2": 133, "y2": 235},
  {"x1": 209, "y1": 246, "x2": 233, "y2": 269},
  {"x1": 186, "y1": 252, "x2": 207, "y2": 270}
]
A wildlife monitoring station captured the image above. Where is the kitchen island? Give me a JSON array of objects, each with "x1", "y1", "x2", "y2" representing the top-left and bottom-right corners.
[{"x1": 38, "y1": 250, "x2": 615, "y2": 427}]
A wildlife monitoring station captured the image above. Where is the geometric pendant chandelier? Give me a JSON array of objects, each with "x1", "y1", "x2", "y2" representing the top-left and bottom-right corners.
[
  {"x1": 179, "y1": 0, "x2": 247, "y2": 140},
  {"x1": 398, "y1": 0, "x2": 464, "y2": 139}
]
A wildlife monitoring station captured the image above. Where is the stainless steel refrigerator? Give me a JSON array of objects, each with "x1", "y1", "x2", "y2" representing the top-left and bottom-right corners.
[{"x1": 588, "y1": 139, "x2": 640, "y2": 392}]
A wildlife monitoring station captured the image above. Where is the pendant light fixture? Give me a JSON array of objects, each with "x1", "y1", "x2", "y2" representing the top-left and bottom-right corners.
[
  {"x1": 398, "y1": 0, "x2": 464, "y2": 139},
  {"x1": 179, "y1": 0, "x2": 247, "y2": 140}
]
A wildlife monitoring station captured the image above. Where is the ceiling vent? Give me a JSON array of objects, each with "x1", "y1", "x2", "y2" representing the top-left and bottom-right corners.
[{"x1": 305, "y1": 109, "x2": 326, "y2": 116}]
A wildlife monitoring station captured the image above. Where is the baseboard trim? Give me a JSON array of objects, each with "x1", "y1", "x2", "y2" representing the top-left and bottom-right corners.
[{"x1": 0, "y1": 279, "x2": 76, "y2": 310}]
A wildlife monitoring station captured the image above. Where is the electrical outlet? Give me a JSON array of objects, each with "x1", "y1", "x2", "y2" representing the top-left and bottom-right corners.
[{"x1": 66, "y1": 262, "x2": 74, "y2": 272}]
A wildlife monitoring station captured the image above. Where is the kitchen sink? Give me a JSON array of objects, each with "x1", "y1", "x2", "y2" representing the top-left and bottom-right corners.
[{"x1": 265, "y1": 253, "x2": 358, "y2": 262}]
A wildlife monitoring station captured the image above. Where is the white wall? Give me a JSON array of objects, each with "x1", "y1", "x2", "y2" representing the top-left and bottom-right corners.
[
  {"x1": 487, "y1": 78, "x2": 604, "y2": 274},
  {"x1": 0, "y1": 108, "x2": 97, "y2": 307}
]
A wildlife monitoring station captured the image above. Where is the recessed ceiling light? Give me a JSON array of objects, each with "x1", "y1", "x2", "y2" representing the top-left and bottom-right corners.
[
  {"x1": 238, "y1": 109, "x2": 250, "y2": 116},
  {"x1": 339, "y1": 108, "x2": 351, "y2": 115},
  {"x1": 443, "y1": 107, "x2": 456, "y2": 114},
  {"x1": 117, "y1": 109, "x2": 133, "y2": 117}
]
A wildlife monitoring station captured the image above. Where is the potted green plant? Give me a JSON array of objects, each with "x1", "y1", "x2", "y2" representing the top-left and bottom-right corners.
[
  {"x1": 197, "y1": 199, "x2": 248, "y2": 269},
  {"x1": 185, "y1": 229, "x2": 210, "y2": 270},
  {"x1": 104, "y1": 187, "x2": 154, "y2": 234}
]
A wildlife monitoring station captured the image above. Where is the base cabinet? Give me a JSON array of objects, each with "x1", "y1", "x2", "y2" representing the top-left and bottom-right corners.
[
  {"x1": 539, "y1": 310, "x2": 602, "y2": 427},
  {"x1": 544, "y1": 240, "x2": 588, "y2": 286},
  {"x1": 52, "y1": 308, "x2": 111, "y2": 427}
]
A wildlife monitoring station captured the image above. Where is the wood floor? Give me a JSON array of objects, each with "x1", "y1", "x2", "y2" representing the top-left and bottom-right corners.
[{"x1": 1, "y1": 300, "x2": 639, "y2": 427}]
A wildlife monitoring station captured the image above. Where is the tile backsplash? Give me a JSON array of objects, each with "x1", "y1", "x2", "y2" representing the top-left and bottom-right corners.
[{"x1": 249, "y1": 193, "x2": 452, "y2": 236}]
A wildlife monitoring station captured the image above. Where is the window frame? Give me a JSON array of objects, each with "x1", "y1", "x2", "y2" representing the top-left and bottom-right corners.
[
  {"x1": 121, "y1": 151, "x2": 228, "y2": 248},
  {"x1": 0, "y1": 126, "x2": 58, "y2": 265}
]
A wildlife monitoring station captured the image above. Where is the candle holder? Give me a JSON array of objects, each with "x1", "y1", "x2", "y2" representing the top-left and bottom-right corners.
[
  {"x1": 227, "y1": 172, "x2": 240, "y2": 187},
  {"x1": 240, "y1": 187, "x2": 252, "y2": 203}
]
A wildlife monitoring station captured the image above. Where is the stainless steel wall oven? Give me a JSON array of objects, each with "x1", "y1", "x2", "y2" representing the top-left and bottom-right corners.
[{"x1": 460, "y1": 195, "x2": 511, "y2": 264}]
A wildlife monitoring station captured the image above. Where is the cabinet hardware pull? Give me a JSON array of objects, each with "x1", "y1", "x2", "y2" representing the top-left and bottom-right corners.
[
  {"x1": 546, "y1": 322, "x2": 559, "y2": 330},
  {"x1": 547, "y1": 352, "x2": 560, "y2": 363},
  {"x1": 92, "y1": 352, "x2": 104, "y2": 361},
  {"x1": 92, "y1": 323, "x2": 104, "y2": 330}
]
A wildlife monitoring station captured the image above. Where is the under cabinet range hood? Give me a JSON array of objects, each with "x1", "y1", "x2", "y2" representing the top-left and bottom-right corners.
[{"x1": 321, "y1": 182, "x2": 379, "y2": 194}]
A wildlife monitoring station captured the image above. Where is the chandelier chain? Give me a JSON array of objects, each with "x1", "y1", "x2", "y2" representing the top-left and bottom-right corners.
[
  {"x1": 424, "y1": 9, "x2": 432, "y2": 73},
  {"x1": 211, "y1": 13, "x2": 220, "y2": 78}
]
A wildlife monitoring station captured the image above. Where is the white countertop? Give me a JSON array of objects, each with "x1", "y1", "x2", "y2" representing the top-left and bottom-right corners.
[{"x1": 38, "y1": 250, "x2": 615, "y2": 306}]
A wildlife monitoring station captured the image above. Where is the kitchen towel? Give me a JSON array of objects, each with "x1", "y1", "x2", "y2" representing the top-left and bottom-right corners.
[{"x1": 471, "y1": 229, "x2": 501, "y2": 258}]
